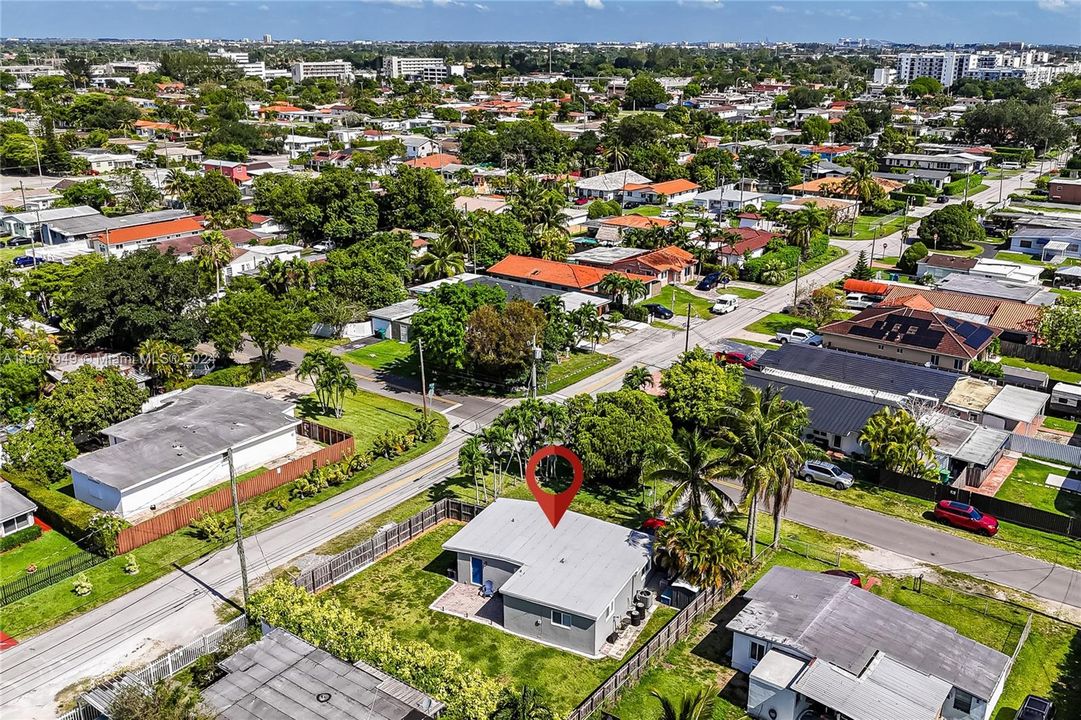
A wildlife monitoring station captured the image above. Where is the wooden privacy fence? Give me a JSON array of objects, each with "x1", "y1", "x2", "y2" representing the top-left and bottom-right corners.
[
  {"x1": 567, "y1": 583, "x2": 732, "y2": 720},
  {"x1": 115, "y1": 421, "x2": 354, "y2": 554},
  {"x1": 295, "y1": 498, "x2": 483, "y2": 593},
  {"x1": 1001, "y1": 342, "x2": 1081, "y2": 372},
  {"x1": 0, "y1": 549, "x2": 106, "y2": 606},
  {"x1": 878, "y1": 470, "x2": 1080, "y2": 538}
]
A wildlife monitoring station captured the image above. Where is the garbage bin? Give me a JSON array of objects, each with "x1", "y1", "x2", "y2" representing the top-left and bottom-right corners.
[{"x1": 630, "y1": 610, "x2": 642, "y2": 627}]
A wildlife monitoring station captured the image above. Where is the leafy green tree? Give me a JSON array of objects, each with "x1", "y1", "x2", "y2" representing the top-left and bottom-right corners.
[
  {"x1": 833, "y1": 111, "x2": 871, "y2": 144},
  {"x1": 137, "y1": 338, "x2": 190, "y2": 388},
  {"x1": 917, "y1": 204, "x2": 984, "y2": 250},
  {"x1": 660, "y1": 347, "x2": 742, "y2": 430},
  {"x1": 302, "y1": 169, "x2": 380, "y2": 245},
  {"x1": 644, "y1": 428, "x2": 735, "y2": 520},
  {"x1": 109, "y1": 678, "x2": 212, "y2": 720},
  {"x1": 1, "y1": 418, "x2": 78, "y2": 483},
  {"x1": 653, "y1": 517, "x2": 746, "y2": 590},
  {"x1": 465, "y1": 300, "x2": 547, "y2": 380},
  {"x1": 315, "y1": 242, "x2": 408, "y2": 310},
  {"x1": 959, "y1": 99, "x2": 1070, "y2": 149},
  {"x1": 37, "y1": 366, "x2": 147, "y2": 439},
  {"x1": 378, "y1": 165, "x2": 453, "y2": 231},
  {"x1": 195, "y1": 230, "x2": 234, "y2": 297},
  {"x1": 0, "y1": 133, "x2": 42, "y2": 173},
  {"x1": 898, "y1": 241, "x2": 929, "y2": 274},
  {"x1": 859, "y1": 408, "x2": 937, "y2": 480},
  {"x1": 181, "y1": 171, "x2": 242, "y2": 214},
  {"x1": 566, "y1": 390, "x2": 672, "y2": 487},
  {"x1": 799, "y1": 115, "x2": 830, "y2": 145},
  {"x1": 623, "y1": 74, "x2": 669, "y2": 109},
  {"x1": 907, "y1": 76, "x2": 944, "y2": 97},
  {"x1": 0, "y1": 361, "x2": 45, "y2": 422},
  {"x1": 57, "y1": 179, "x2": 114, "y2": 210},
  {"x1": 214, "y1": 286, "x2": 315, "y2": 365},
  {"x1": 1037, "y1": 296, "x2": 1081, "y2": 354}
]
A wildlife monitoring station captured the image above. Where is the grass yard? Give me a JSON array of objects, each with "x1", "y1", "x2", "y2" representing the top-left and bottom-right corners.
[
  {"x1": 0, "y1": 401, "x2": 448, "y2": 640},
  {"x1": 0, "y1": 244, "x2": 27, "y2": 264},
  {"x1": 831, "y1": 214, "x2": 916, "y2": 242},
  {"x1": 1042, "y1": 416, "x2": 1079, "y2": 433},
  {"x1": 996, "y1": 458, "x2": 1081, "y2": 518},
  {"x1": 343, "y1": 339, "x2": 415, "y2": 370},
  {"x1": 302, "y1": 388, "x2": 424, "y2": 449},
  {"x1": 1000, "y1": 356, "x2": 1081, "y2": 385},
  {"x1": 931, "y1": 242, "x2": 988, "y2": 258},
  {"x1": 625, "y1": 205, "x2": 663, "y2": 217},
  {"x1": 0, "y1": 529, "x2": 85, "y2": 584},
  {"x1": 638, "y1": 285, "x2": 716, "y2": 320},
  {"x1": 326, "y1": 522, "x2": 677, "y2": 716},
  {"x1": 732, "y1": 338, "x2": 774, "y2": 350},
  {"x1": 292, "y1": 336, "x2": 345, "y2": 353},
  {"x1": 540, "y1": 351, "x2": 618, "y2": 395},
  {"x1": 780, "y1": 246, "x2": 847, "y2": 282},
  {"x1": 995, "y1": 251, "x2": 1051, "y2": 267},
  {"x1": 1051, "y1": 287, "x2": 1081, "y2": 302},
  {"x1": 743, "y1": 312, "x2": 816, "y2": 337},
  {"x1": 714, "y1": 286, "x2": 764, "y2": 300}
]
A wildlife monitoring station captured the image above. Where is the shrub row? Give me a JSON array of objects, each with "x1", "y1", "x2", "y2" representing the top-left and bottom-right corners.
[
  {"x1": 1, "y1": 470, "x2": 97, "y2": 540},
  {"x1": 0, "y1": 524, "x2": 42, "y2": 552},
  {"x1": 177, "y1": 363, "x2": 284, "y2": 390},
  {"x1": 890, "y1": 191, "x2": 927, "y2": 207}
]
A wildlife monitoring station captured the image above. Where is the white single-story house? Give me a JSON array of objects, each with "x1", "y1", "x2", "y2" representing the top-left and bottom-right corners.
[
  {"x1": 729, "y1": 566, "x2": 1011, "y2": 720},
  {"x1": 283, "y1": 134, "x2": 326, "y2": 159},
  {"x1": 0, "y1": 481, "x2": 37, "y2": 537},
  {"x1": 693, "y1": 187, "x2": 765, "y2": 214},
  {"x1": 66, "y1": 386, "x2": 299, "y2": 519},
  {"x1": 622, "y1": 179, "x2": 700, "y2": 206},
  {"x1": 442, "y1": 498, "x2": 652, "y2": 658},
  {"x1": 1008, "y1": 227, "x2": 1081, "y2": 262},
  {"x1": 575, "y1": 170, "x2": 651, "y2": 201},
  {"x1": 1050, "y1": 382, "x2": 1081, "y2": 417}
]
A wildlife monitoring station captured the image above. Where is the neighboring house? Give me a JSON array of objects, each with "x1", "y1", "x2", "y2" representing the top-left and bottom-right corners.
[
  {"x1": 202, "y1": 159, "x2": 251, "y2": 185},
  {"x1": 283, "y1": 134, "x2": 325, "y2": 159},
  {"x1": 1049, "y1": 382, "x2": 1081, "y2": 417},
  {"x1": 204, "y1": 628, "x2": 444, "y2": 720},
  {"x1": 934, "y1": 274, "x2": 1057, "y2": 306},
  {"x1": 66, "y1": 386, "x2": 299, "y2": 519},
  {"x1": 883, "y1": 152, "x2": 990, "y2": 174},
  {"x1": 776, "y1": 196, "x2": 859, "y2": 223},
  {"x1": 404, "y1": 152, "x2": 460, "y2": 171},
  {"x1": 453, "y1": 195, "x2": 508, "y2": 214},
  {"x1": 693, "y1": 187, "x2": 766, "y2": 214},
  {"x1": 966, "y1": 258, "x2": 1043, "y2": 285},
  {"x1": 787, "y1": 176, "x2": 904, "y2": 198},
  {"x1": 369, "y1": 298, "x2": 420, "y2": 342},
  {"x1": 729, "y1": 566, "x2": 1010, "y2": 720},
  {"x1": 1048, "y1": 177, "x2": 1081, "y2": 205},
  {"x1": 90, "y1": 216, "x2": 205, "y2": 257},
  {"x1": 714, "y1": 228, "x2": 777, "y2": 267},
  {"x1": 609, "y1": 244, "x2": 697, "y2": 286},
  {"x1": 72, "y1": 152, "x2": 137, "y2": 174},
  {"x1": 40, "y1": 209, "x2": 192, "y2": 246},
  {"x1": 441, "y1": 498, "x2": 652, "y2": 658},
  {"x1": 942, "y1": 377, "x2": 1048, "y2": 436},
  {"x1": 818, "y1": 305, "x2": 1000, "y2": 372},
  {"x1": 575, "y1": 170, "x2": 651, "y2": 201},
  {"x1": 594, "y1": 215, "x2": 672, "y2": 244},
  {"x1": 1008, "y1": 227, "x2": 1081, "y2": 262},
  {"x1": 0, "y1": 481, "x2": 36, "y2": 538},
  {"x1": 622, "y1": 178, "x2": 700, "y2": 206},
  {"x1": 2, "y1": 205, "x2": 99, "y2": 241},
  {"x1": 923, "y1": 412, "x2": 1011, "y2": 487},
  {"x1": 878, "y1": 287, "x2": 1041, "y2": 344},
  {"x1": 487, "y1": 254, "x2": 659, "y2": 297},
  {"x1": 153, "y1": 146, "x2": 203, "y2": 165},
  {"x1": 916, "y1": 253, "x2": 979, "y2": 281},
  {"x1": 401, "y1": 135, "x2": 440, "y2": 159}
]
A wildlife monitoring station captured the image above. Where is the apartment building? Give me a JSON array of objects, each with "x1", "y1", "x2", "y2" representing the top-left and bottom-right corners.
[
  {"x1": 382, "y1": 56, "x2": 461, "y2": 82},
  {"x1": 896, "y1": 52, "x2": 974, "y2": 87},
  {"x1": 290, "y1": 60, "x2": 354, "y2": 83}
]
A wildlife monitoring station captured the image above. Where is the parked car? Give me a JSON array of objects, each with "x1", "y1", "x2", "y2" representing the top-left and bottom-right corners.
[
  {"x1": 710, "y1": 294, "x2": 740, "y2": 315},
  {"x1": 660, "y1": 209, "x2": 679, "y2": 219},
  {"x1": 12, "y1": 255, "x2": 43, "y2": 268},
  {"x1": 776, "y1": 327, "x2": 822, "y2": 346},
  {"x1": 312, "y1": 241, "x2": 336, "y2": 252},
  {"x1": 1015, "y1": 695, "x2": 1055, "y2": 720},
  {"x1": 642, "y1": 517, "x2": 667, "y2": 533},
  {"x1": 821, "y1": 569, "x2": 862, "y2": 587},
  {"x1": 936, "y1": 195, "x2": 949, "y2": 203},
  {"x1": 845, "y1": 293, "x2": 875, "y2": 310},
  {"x1": 800, "y1": 460, "x2": 854, "y2": 490},
  {"x1": 696, "y1": 272, "x2": 722, "y2": 291},
  {"x1": 574, "y1": 197, "x2": 590, "y2": 205},
  {"x1": 933, "y1": 500, "x2": 999, "y2": 536},
  {"x1": 643, "y1": 303, "x2": 674, "y2": 320},
  {"x1": 716, "y1": 351, "x2": 759, "y2": 370}
]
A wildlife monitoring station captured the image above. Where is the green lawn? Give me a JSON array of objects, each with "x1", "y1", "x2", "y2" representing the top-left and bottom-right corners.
[
  {"x1": 0, "y1": 244, "x2": 26, "y2": 264},
  {"x1": 831, "y1": 214, "x2": 916, "y2": 242},
  {"x1": 995, "y1": 251, "x2": 1051, "y2": 267},
  {"x1": 780, "y1": 246, "x2": 847, "y2": 282},
  {"x1": 540, "y1": 351, "x2": 618, "y2": 394},
  {"x1": 1042, "y1": 416, "x2": 1079, "y2": 433},
  {"x1": 996, "y1": 458, "x2": 1081, "y2": 518},
  {"x1": 743, "y1": 312, "x2": 816, "y2": 337},
  {"x1": 1000, "y1": 355, "x2": 1081, "y2": 385},
  {"x1": 343, "y1": 339, "x2": 415, "y2": 370},
  {"x1": 292, "y1": 336, "x2": 345, "y2": 353},
  {"x1": 625, "y1": 205, "x2": 663, "y2": 217},
  {"x1": 733, "y1": 338, "x2": 774, "y2": 350},
  {"x1": 715, "y1": 286, "x2": 764, "y2": 300},
  {"x1": 0, "y1": 396, "x2": 448, "y2": 640},
  {"x1": 637, "y1": 285, "x2": 715, "y2": 320},
  {"x1": 303, "y1": 388, "x2": 424, "y2": 449},
  {"x1": 1051, "y1": 287, "x2": 1081, "y2": 302},
  {"x1": 326, "y1": 522, "x2": 677, "y2": 716},
  {"x1": 932, "y1": 242, "x2": 988, "y2": 258},
  {"x1": 0, "y1": 530, "x2": 85, "y2": 584}
]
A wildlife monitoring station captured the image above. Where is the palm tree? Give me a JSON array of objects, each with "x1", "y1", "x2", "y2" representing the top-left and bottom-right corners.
[
  {"x1": 415, "y1": 236, "x2": 465, "y2": 281},
  {"x1": 296, "y1": 350, "x2": 357, "y2": 417},
  {"x1": 489, "y1": 686, "x2": 555, "y2": 720},
  {"x1": 481, "y1": 424, "x2": 514, "y2": 497},
  {"x1": 840, "y1": 156, "x2": 884, "y2": 206},
  {"x1": 195, "y1": 230, "x2": 234, "y2": 298},
  {"x1": 784, "y1": 204, "x2": 830, "y2": 304},
  {"x1": 653, "y1": 516, "x2": 746, "y2": 590},
  {"x1": 137, "y1": 338, "x2": 188, "y2": 388},
  {"x1": 643, "y1": 429, "x2": 736, "y2": 520},
  {"x1": 601, "y1": 141, "x2": 628, "y2": 171},
  {"x1": 859, "y1": 407, "x2": 936, "y2": 479},
  {"x1": 286, "y1": 256, "x2": 314, "y2": 291},
  {"x1": 622, "y1": 365, "x2": 654, "y2": 391},
  {"x1": 650, "y1": 689, "x2": 716, "y2": 720},
  {"x1": 163, "y1": 168, "x2": 188, "y2": 205},
  {"x1": 597, "y1": 273, "x2": 630, "y2": 305},
  {"x1": 259, "y1": 258, "x2": 291, "y2": 295},
  {"x1": 459, "y1": 436, "x2": 491, "y2": 504},
  {"x1": 584, "y1": 312, "x2": 611, "y2": 351},
  {"x1": 715, "y1": 385, "x2": 813, "y2": 555},
  {"x1": 624, "y1": 278, "x2": 650, "y2": 306}
]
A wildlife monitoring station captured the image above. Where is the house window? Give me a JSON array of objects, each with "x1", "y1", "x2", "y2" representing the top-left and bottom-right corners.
[
  {"x1": 953, "y1": 690, "x2": 974, "y2": 714},
  {"x1": 1019, "y1": 240, "x2": 1033, "y2": 249},
  {"x1": 552, "y1": 610, "x2": 572, "y2": 628},
  {"x1": 930, "y1": 354, "x2": 940, "y2": 365},
  {"x1": 954, "y1": 359, "x2": 964, "y2": 370},
  {"x1": 750, "y1": 640, "x2": 767, "y2": 662}
]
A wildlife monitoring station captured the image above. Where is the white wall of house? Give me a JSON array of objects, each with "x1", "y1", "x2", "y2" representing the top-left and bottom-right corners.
[{"x1": 1, "y1": 510, "x2": 35, "y2": 537}]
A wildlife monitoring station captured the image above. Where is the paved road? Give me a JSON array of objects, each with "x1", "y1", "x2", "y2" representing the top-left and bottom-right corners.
[{"x1": 2, "y1": 160, "x2": 1061, "y2": 716}]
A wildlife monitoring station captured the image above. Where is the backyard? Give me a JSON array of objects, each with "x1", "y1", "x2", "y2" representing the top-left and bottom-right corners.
[
  {"x1": 342, "y1": 339, "x2": 415, "y2": 370},
  {"x1": 1001, "y1": 356, "x2": 1081, "y2": 385},
  {"x1": 0, "y1": 528, "x2": 84, "y2": 585},
  {"x1": 996, "y1": 457, "x2": 1081, "y2": 518},
  {"x1": 325, "y1": 522, "x2": 677, "y2": 716}
]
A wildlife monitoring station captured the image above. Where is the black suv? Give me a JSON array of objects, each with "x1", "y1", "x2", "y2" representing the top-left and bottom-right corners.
[{"x1": 1015, "y1": 695, "x2": 1055, "y2": 720}]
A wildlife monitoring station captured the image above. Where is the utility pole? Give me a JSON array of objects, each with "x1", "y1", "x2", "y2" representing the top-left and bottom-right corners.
[
  {"x1": 530, "y1": 331, "x2": 539, "y2": 400},
  {"x1": 417, "y1": 337, "x2": 429, "y2": 420},
  {"x1": 227, "y1": 449, "x2": 250, "y2": 608},
  {"x1": 684, "y1": 302, "x2": 691, "y2": 353}
]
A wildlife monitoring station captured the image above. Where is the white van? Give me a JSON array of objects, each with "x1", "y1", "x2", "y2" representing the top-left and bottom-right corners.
[
  {"x1": 845, "y1": 293, "x2": 875, "y2": 310},
  {"x1": 1001, "y1": 161, "x2": 1021, "y2": 170},
  {"x1": 710, "y1": 294, "x2": 740, "y2": 315}
]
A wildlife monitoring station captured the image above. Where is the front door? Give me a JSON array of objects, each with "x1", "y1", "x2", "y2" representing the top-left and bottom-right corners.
[{"x1": 470, "y1": 557, "x2": 483, "y2": 585}]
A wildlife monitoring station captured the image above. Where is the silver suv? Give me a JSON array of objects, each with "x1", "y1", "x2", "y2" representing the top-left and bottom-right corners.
[{"x1": 800, "y1": 460, "x2": 854, "y2": 490}]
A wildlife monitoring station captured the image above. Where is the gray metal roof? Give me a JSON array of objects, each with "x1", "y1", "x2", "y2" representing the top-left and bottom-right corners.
[
  {"x1": 756, "y1": 343, "x2": 958, "y2": 401},
  {"x1": 745, "y1": 373, "x2": 888, "y2": 437},
  {"x1": 575, "y1": 170, "x2": 651, "y2": 192},
  {"x1": 567, "y1": 247, "x2": 649, "y2": 265},
  {"x1": 65, "y1": 386, "x2": 298, "y2": 491},
  {"x1": 728, "y1": 566, "x2": 1010, "y2": 700},
  {"x1": 983, "y1": 384, "x2": 1048, "y2": 423},
  {"x1": 3, "y1": 205, "x2": 99, "y2": 224},
  {"x1": 44, "y1": 209, "x2": 192, "y2": 237},
  {"x1": 935, "y1": 274, "x2": 1057, "y2": 306},
  {"x1": 368, "y1": 299, "x2": 420, "y2": 322},
  {"x1": 441, "y1": 498, "x2": 651, "y2": 619},
  {"x1": 923, "y1": 414, "x2": 1009, "y2": 468},
  {"x1": 0, "y1": 481, "x2": 36, "y2": 523},
  {"x1": 789, "y1": 653, "x2": 951, "y2": 720},
  {"x1": 204, "y1": 628, "x2": 444, "y2": 720}
]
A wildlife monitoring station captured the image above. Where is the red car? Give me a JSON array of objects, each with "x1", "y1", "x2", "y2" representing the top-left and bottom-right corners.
[
  {"x1": 574, "y1": 197, "x2": 590, "y2": 205},
  {"x1": 933, "y1": 500, "x2": 999, "y2": 536},
  {"x1": 715, "y1": 351, "x2": 759, "y2": 370},
  {"x1": 642, "y1": 517, "x2": 667, "y2": 533}
]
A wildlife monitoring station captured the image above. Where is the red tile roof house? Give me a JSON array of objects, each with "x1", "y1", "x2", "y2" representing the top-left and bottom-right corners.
[
  {"x1": 609, "y1": 245, "x2": 697, "y2": 287},
  {"x1": 202, "y1": 160, "x2": 250, "y2": 185},
  {"x1": 713, "y1": 228, "x2": 779, "y2": 267},
  {"x1": 487, "y1": 255, "x2": 660, "y2": 298},
  {"x1": 622, "y1": 178, "x2": 700, "y2": 207},
  {"x1": 92, "y1": 216, "x2": 205, "y2": 257}
]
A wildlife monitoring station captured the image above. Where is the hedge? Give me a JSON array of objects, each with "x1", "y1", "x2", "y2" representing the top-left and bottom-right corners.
[
  {"x1": 890, "y1": 191, "x2": 927, "y2": 207},
  {"x1": 0, "y1": 470, "x2": 97, "y2": 540},
  {"x1": 176, "y1": 363, "x2": 284, "y2": 390},
  {"x1": 0, "y1": 524, "x2": 42, "y2": 552}
]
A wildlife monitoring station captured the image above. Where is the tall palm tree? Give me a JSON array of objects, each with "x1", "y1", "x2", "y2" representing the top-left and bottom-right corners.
[
  {"x1": 584, "y1": 312, "x2": 611, "y2": 351},
  {"x1": 622, "y1": 365, "x2": 654, "y2": 391},
  {"x1": 643, "y1": 429, "x2": 736, "y2": 520},
  {"x1": 195, "y1": 230, "x2": 234, "y2": 298},
  {"x1": 624, "y1": 278, "x2": 650, "y2": 306},
  {"x1": 415, "y1": 236, "x2": 466, "y2": 281},
  {"x1": 259, "y1": 258, "x2": 292, "y2": 295},
  {"x1": 458, "y1": 436, "x2": 491, "y2": 504},
  {"x1": 481, "y1": 424, "x2": 514, "y2": 497},
  {"x1": 715, "y1": 385, "x2": 813, "y2": 555},
  {"x1": 316, "y1": 360, "x2": 358, "y2": 418},
  {"x1": 840, "y1": 156, "x2": 884, "y2": 206},
  {"x1": 597, "y1": 273, "x2": 630, "y2": 305},
  {"x1": 601, "y1": 141, "x2": 628, "y2": 171},
  {"x1": 784, "y1": 204, "x2": 830, "y2": 304},
  {"x1": 653, "y1": 516, "x2": 746, "y2": 591},
  {"x1": 137, "y1": 338, "x2": 188, "y2": 388},
  {"x1": 163, "y1": 168, "x2": 188, "y2": 205},
  {"x1": 489, "y1": 686, "x2": 555, "y2": 720},
  {"x1": 651, "y1": 689, "x2": 716, "y2": 720}
]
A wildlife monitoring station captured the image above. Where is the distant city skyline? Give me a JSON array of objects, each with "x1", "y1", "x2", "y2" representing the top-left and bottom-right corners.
[{"x1": 3, "y1": 1, "x2": 1080, "y2": 46}]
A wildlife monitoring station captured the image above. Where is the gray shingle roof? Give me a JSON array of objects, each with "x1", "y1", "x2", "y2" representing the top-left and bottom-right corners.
[
  {"x1": 728, "y1": 566, "x2": 1010, "y2": 700},
  {"x1": 204, "y1": 628, "x2": 443, "y2": 720},
  {"x1": 744, "y1": 373, "x2": 888, "y2": 437},
  {"x1": 0, "y1": 481, "x2": 36, "y2": 524}
]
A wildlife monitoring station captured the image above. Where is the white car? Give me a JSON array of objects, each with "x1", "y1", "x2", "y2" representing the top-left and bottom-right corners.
[
  {"x1": 845, "y1": 293, "x2": 875, "y2": 310},
  {"x1": 312, "y1": 241, "x2": 336, "y2": 252},
  {"x1": 710, "y1": 294, "x2": 740, "y2": 315},
  {"x1": 659, "y1": 209, "x2": 679, "y2": 219},
  {"x1": 800, "y1": 460, "x2": 854, "y2": 490}
]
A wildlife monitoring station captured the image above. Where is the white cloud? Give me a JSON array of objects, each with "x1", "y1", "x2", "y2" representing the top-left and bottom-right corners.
[
  {"x1": 769, "y1": 4, "x2": 787, "y2": 12},
  {"x1": 907, "y1": 1, "x2": 928, "y2": 8},
  {"x1": 257, "y1": 3, "x2": 269, "y2": 10},
  {"x1": 1038, "y1": 0, "x2": 1080, "y2": 10},
  {"x1": 473, "y1": 3, "x2": 488, "y2": 9},
  {"x1": 584, "y1": 0, "x2": 604, "y2": 8}
]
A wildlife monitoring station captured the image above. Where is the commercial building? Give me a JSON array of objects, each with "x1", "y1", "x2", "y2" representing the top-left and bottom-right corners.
[
  {"x1": 382, "y1": 56, "x2": 460, "y2": 82},
  {"x1": 290, "y1": 59, "x2": 354, "y2": 83}
]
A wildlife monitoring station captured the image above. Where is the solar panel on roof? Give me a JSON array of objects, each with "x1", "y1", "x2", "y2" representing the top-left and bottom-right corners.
[{"x1": 964, "y1": 327, "x2": 995, "y2": 349}]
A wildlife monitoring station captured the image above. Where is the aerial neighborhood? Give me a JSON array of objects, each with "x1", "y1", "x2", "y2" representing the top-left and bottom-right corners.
[{"x1": 1, "y1": 8, "x2": 1080, "y2": 720}]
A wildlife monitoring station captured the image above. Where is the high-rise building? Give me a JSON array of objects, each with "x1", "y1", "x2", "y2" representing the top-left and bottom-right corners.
[
  {"x1": 895, "y1": 52, "x2": 974, "y2": 87},
  {"x1": 263, "y1": 34, "x2": 273, "y2": 43},
  {"x1": 382, "y1": 56, "x2": 454, "y2": 82},
  {"x1": 290, "y1": 60, "x2": 355, "y2": 83}
]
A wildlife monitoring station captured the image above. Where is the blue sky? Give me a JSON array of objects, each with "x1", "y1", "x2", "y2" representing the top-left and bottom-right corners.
[{"x1": 3, "y1": 1, "x2": 1079, "y2": 45}]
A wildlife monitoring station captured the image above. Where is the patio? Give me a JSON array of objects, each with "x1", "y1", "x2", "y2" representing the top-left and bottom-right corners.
[{"x1": 430, "y1": 582, "x2": 505, "y2": 628}]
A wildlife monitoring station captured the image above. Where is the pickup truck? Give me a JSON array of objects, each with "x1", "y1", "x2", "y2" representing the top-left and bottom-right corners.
[{"x1": 776, "y1": 327, "x2": 822, "y2": 346}]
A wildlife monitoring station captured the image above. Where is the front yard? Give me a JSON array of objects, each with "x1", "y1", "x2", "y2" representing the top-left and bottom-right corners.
[
  {"x1": 831, "y1": 214, "x2": 916, "y2": 242},
  {"x1": 639, "y1": 285, "x2": 716, "y2": 320},
  {"x1": 743, "y1": 312, "x2": 816, "y2": 337},
  {"x1": 539, "y1": 351, "x2": 618, "y2": 394},
  {"x1": 342, "y1": 339, "x2": 415, "y2": 370},
  {"x1": 303, "y1": 387, "x2": 425, "y2": 449},
  {"x1": 0, "y1": 528, "x2": 84, "y2": 584},
  {"x1": 325, "y1": 522, "x2": 677, "y2": 716},
  {"x1": 996, "y1": 457, "x2": 1081, "y2": 518}
]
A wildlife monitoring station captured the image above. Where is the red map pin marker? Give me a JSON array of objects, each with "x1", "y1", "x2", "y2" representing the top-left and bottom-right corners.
[{"x1": 525, "y1": 445, "x2": 584, "y2": 529}]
